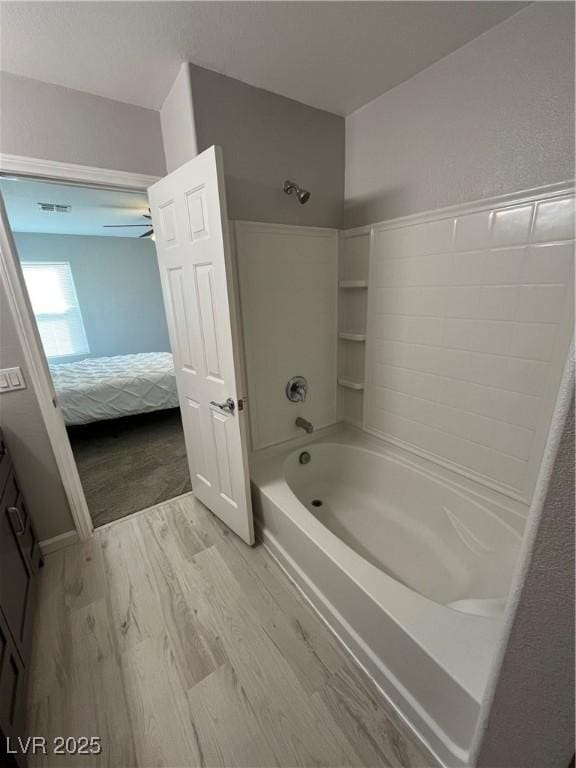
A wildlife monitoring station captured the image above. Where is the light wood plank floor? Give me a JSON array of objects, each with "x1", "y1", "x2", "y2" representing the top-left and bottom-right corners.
[{"x1": 27, "y1": 494, "x2": 438, "y2": 767}]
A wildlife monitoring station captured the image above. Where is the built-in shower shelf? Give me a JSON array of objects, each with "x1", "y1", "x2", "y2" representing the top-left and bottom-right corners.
[
  {"x1": 339, "y1": 280, "x2": 368, "y2": 289},
  {"x1": 339, "y1": 332, "x2": 366, "y2": 342},
  {"x1": 337, "y1": 377, "x2": 365, "y2": 391}
]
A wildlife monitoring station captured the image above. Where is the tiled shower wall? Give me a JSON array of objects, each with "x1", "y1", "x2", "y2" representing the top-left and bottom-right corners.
[{"x1": 360, "y1": 190, "x2": 574, "y2": 502}]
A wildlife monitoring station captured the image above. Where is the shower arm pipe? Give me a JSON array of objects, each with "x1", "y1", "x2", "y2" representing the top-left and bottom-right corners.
[{"x1": 283, "y1": 180, "x2": 310, "y2": 204}]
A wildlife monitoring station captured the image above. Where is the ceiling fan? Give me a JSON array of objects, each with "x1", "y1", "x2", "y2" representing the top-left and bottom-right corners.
[{"x1": 103, "y1": 208, "x2": 154, "y2": 238}]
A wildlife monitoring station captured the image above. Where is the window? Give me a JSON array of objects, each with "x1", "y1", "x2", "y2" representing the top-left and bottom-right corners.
[{"x1": 22, "y1": 262, "x2": 89, "y2": 360}]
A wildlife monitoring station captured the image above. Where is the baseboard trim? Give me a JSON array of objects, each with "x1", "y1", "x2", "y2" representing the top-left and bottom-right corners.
[{"x1": 39, "y1": 529, "x2": 79, "y2": 555}]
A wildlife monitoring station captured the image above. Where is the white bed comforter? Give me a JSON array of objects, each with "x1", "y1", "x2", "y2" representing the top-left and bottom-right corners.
[{"x1": 50, "y1": 352, "x2": 179, "y2": 426}]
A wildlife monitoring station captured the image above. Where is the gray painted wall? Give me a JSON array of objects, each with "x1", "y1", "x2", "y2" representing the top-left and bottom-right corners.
[
  {"x1": 0, "y1": 278, "x2": 74, "y2": 540},
  {"x1": 0, "y1": 75, "x2": 168, "y2": 540},
  {"x1": 344, "y1": 3, "x2": 575, "y2": 227},
  {"x1": 0, "y1": 72, "x2": 166, "y2": 176},
  {"x1": 15, "y1": 233, "x2": 170, "y2": 364},
  {"x1": 189, "y1": 64, "x2": 345, "y2": 228}
]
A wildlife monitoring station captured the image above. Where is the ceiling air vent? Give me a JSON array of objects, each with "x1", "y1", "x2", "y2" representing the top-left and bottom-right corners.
[{"x1": 37, "y1": 203, "x2": 71, "y2": 213}]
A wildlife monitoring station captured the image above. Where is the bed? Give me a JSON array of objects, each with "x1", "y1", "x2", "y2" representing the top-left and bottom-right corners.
[{"x1": 50, "y1": 352, "x2": 179, "y2": 426}]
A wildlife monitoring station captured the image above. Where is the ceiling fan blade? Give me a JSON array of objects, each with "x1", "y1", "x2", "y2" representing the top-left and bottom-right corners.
[
  {"x1": 139, "y1": 229, "x2": 154, "y2": 238},
  {"x1": 143, "y1": 213, "x2": 152, "y2": 220}
]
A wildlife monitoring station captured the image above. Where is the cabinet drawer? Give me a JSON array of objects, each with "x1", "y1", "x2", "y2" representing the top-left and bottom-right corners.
[
  {"x1": 1, "y1": 474, "x2": 40, "y2": 573},
  {"x1": 0, "y1": 608, "x2": 28, "y2": 768},
  {"x1": 13, "y1": 494, "x2": 38, "y2": 572},
  {"x1": 0, "y1": 476, "x2": 33, "y2": 662}
]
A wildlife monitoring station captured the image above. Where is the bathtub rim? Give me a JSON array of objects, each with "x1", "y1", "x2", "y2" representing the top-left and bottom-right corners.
[
  {"x1": 282, "y1": 436, "x2": 524, "y2": 560},
  {"x1": 250, "y1": 423, "x2": 513, "y2": 703},
  {"x1": 253, "y1": 484, "x2": 476, "y2": 767},
  {"x1": 251, "y1": 422, "x2": 529, "y2": 534},
  {"x1": 258, "y1": 521, "x2": 454, "y2": 768}
]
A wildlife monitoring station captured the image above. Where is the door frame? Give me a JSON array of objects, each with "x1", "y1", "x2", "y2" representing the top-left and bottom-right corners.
[{"x1": 0, "y1": 152, "x2": 160, "y2": 541}]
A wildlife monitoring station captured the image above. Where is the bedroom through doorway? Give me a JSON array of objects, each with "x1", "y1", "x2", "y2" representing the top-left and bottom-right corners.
[{"x1": 0, "y1": 176, "x2": 191, "y2": 527}]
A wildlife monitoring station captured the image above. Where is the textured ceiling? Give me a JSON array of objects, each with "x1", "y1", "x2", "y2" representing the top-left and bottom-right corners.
[
  {"x1": 0, "y1": 179, "x2": 150, "y2": 237},
  {"x1": 0, "y1": 2, "x2": 528, "y2": 116}
]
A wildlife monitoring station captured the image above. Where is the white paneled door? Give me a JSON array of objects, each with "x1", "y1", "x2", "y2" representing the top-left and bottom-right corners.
[{"x1": 148, "y1": 146, "x2": 254, "y2": 544}]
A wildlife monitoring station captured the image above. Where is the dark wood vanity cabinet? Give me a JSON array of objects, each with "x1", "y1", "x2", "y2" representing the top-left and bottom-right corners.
[{"x1": 0, "y1": 430, "x2": 42, "y2": 766}]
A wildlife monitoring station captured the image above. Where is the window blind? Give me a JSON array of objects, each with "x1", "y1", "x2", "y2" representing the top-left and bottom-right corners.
[{"x1": 22, "y1": 262, "x2": 90, "y2": 359}]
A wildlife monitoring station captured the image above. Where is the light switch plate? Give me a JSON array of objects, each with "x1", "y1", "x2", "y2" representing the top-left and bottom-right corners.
[{"x1": 0, "y1": 366, "x2": 26, "y2": 393}]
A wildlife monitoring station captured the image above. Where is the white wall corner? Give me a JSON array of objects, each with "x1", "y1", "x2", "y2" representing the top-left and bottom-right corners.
[{"x1": 160, "y1": 63, "x2": 198, "y2": 173}]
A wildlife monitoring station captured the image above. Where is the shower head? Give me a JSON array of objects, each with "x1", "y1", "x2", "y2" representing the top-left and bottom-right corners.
[{"x1": 283, "y1": 180, "x2": 311, "y2": 205}]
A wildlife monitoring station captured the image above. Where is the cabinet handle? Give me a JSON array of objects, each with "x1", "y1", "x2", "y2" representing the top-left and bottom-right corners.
[{"x1": 7, "y1": 506, "x2": 25, "y2": 535}]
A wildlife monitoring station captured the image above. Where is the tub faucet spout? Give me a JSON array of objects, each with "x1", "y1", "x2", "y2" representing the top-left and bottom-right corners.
[{"x1": 295, "y1": 417, "x2": 314, "y2": 434}]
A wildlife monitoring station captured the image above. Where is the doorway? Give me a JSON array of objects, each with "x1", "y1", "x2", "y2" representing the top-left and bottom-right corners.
[
  {"x1": 1, "y1": 147, "x2": 254, "y2": 547},
  {"x1": 0, "y1": 175, "x2": 191, "y2": 528}
]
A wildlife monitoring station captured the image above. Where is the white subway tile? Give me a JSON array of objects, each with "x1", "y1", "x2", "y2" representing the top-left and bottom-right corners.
[
  {"x1": 376, "y1": 389, "x2": 431, "y2": 426},
  {"x1": 374, "y1": 364, "x2": 439, "y2": 401},
  {"x1": 432, "y1": 347, "x2": 473, "y2": 379},
  {"x1": 375, "y1": 225, "x2": 426, "y2": 259},
  {"x1": 474, "y1": 286, "x2": 519, "y2": 321},
  {"x1": 377, "y1": 315, "x2": 444, "y2": 345},
  {"x1": 403, "y1": 343, "x2": 440, "y2": 375},
  {"x1": 422, "y1": 218, "x2": 454, "y2": 254},
  {"x1": 374, "y1": 258, "x2": 408, "y2": 286},
  {"x1": 521, "y1": 243, "x2": 574, "y2": 284},
  {"x1": 442, "y1": 434, "x2": 490, "y2": 475},
  {"x1": 364, "y1": 192, "x2": 574, "y2": 499},
  {"x1": 481, "y1": 247, "x2": 525, "y2": 285},
  {"x1": 489, "y1": 420, "x2": 533, "y2": 461},
  {"x1": 405, "y1": 255, "x2": 433, "y2": 286},
  {"x1": 436, "y1": 377, "x2": 471, "y2": 410},
  {"x1": 407, "y1": 316, "x2": 444, "y2": 345},
  {"x1": 452, "y1": 251, "x2": 489, "y2": 285},
  {"x1": 466, "y1": 320, "x2": 515, "y2": 356},
  {"x1": 430, "y1": 253, "x2": 456, "y2": 285},
  {"x1": 503, "y1": 358, "x2": 549, "y2": 396},
  {"x1": 444, "y1": 408, "x2": 494, "y2": 446},
  {"x1": 454, "y1": 211, "x2": 492, "y2": 251},
  {"x1": 466, "y1": 353, "x2": 500, "y2": 389},
  {"x1": 532, "y1": 198, "x2": 575, "y2": 243},
  {"x1": 491, "y1": 205, "x2": 533, "y2": 247},
  {"x1": 417, "y1": 287, "x2": 448, "y2": 316},
  {"x1": 443, "y1": 286, "x2": 481, "y2": 318},
  {"x1": 515, "y1": 285, "x2": 567, "y2": 323},
  {"x1": 484, "y1": 450, "x2": 526, "y2": 490},
  {"x1": 511, "y1": 322, "x2": 557, "y2": 362},
  {"x1": 372, "y1": 409, "x2": 420, "y2": 445},
  {"x1": 468, "y1": 354, "x2": 548, "y2": 395},
  {"x1": 442, "y1": 319, "x2": 472, "y2": 350},
  {"x1": 466, "y1": 383, "x2": 540, "y2": 430}
]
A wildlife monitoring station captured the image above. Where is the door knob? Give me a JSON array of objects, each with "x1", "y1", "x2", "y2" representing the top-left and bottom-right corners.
[{"x1": 209, "y1": 398, "x2": 235, "y2": 414}]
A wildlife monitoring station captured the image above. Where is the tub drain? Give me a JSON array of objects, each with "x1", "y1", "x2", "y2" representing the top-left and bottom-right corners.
[{"x1": 311, "y1": 499, "x2": 323, "y2": 508}]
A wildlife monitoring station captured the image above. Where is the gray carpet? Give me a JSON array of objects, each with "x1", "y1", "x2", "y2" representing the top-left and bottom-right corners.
[{"x1": 68, "y1": 408, "x2": 192, "y2": 528}]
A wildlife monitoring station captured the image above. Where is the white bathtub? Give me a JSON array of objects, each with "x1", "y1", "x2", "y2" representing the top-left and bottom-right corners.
[{"x1": 250, "y1": 425, "x2": 524, "y2": 767}]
